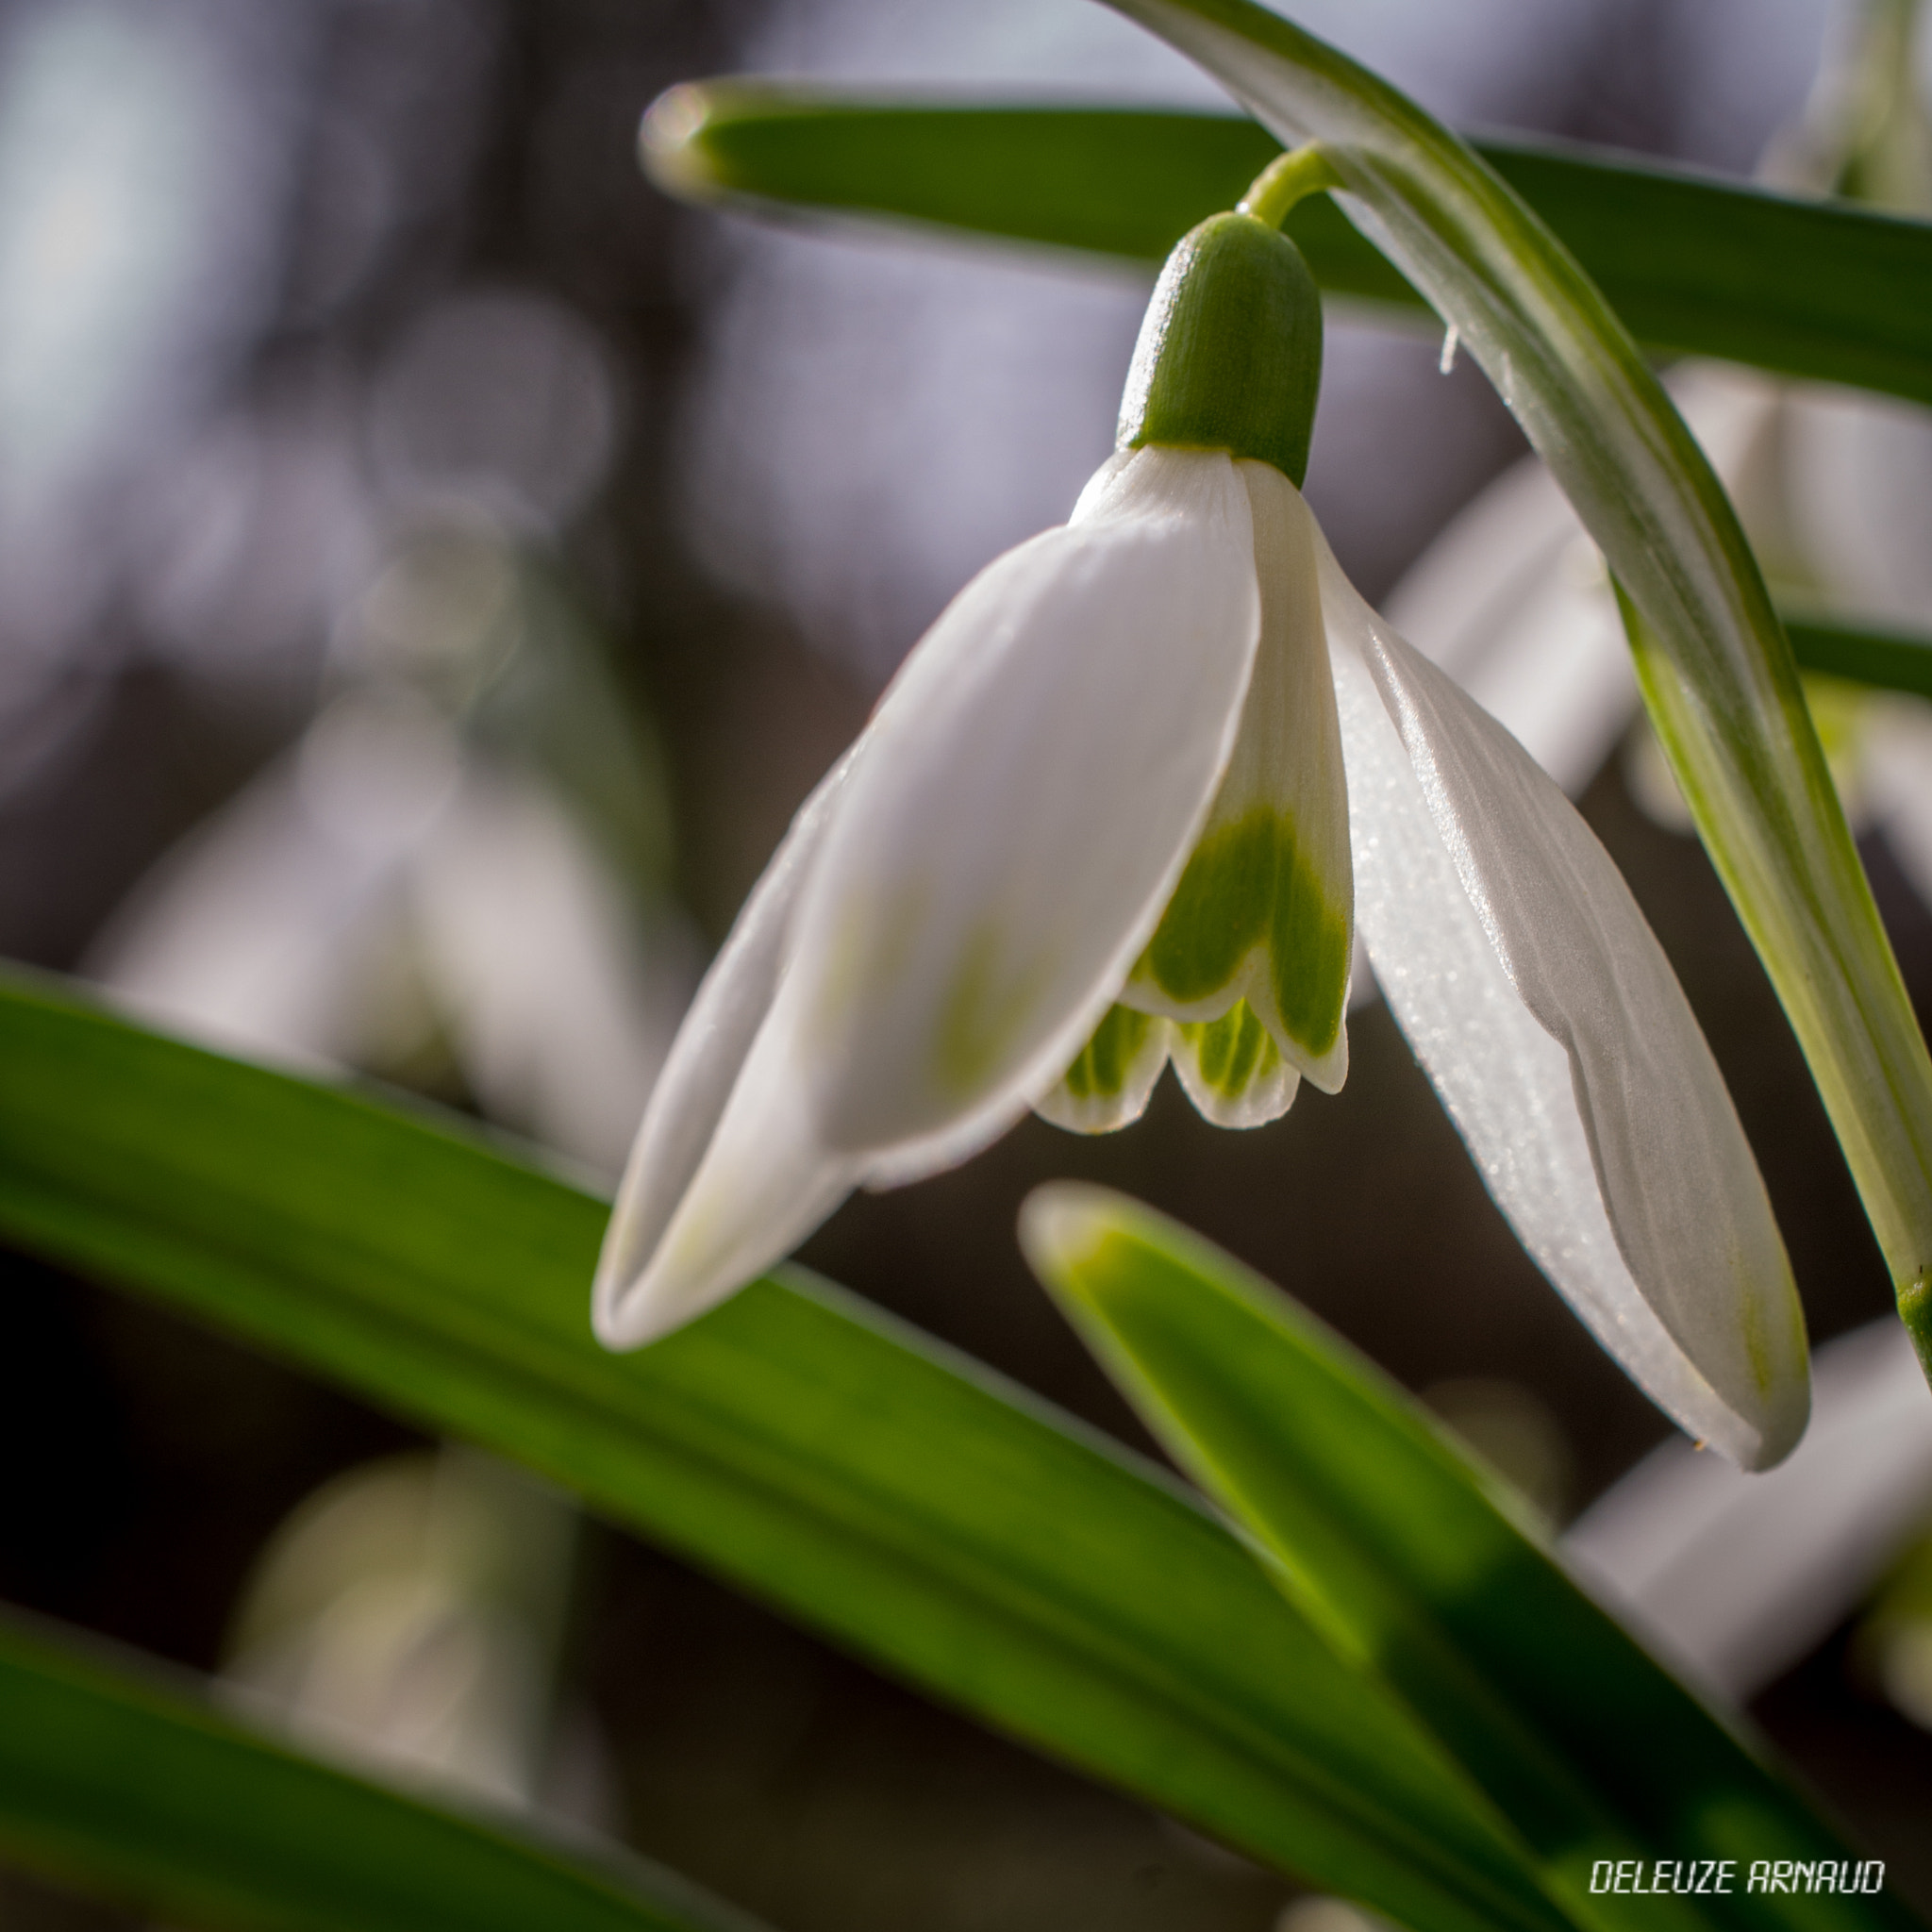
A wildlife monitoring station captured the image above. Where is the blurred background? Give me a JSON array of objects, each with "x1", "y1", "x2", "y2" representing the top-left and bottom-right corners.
[{"x1": 4, "y1": 0, "x2": 1932, "y2": 1925}]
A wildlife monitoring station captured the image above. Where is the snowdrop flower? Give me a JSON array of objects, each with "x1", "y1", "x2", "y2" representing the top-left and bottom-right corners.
[{"x1": 596, "y1": 188, "x2": 1807, "y2": 1469}]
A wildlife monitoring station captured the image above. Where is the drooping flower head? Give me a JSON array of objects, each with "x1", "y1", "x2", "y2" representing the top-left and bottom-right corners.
[{"x1": 594, "y1": 164, "x2": 1809, "y2": 1471}]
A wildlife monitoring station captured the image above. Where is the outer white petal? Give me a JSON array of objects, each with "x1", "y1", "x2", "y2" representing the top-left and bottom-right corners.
[
  {"x1": 606, "y1": 973, "x2": 863, "y2": 1344},
  {"x1": 592, "y1": 755, "x2": 855, "y2": 1347},
  {"x1": 1323, "y1": 543, "x2": 1807, "y2": 1470},
  {"x1": 791, "y1": 445, "x2": 1261, "y2": 1175},
  {"x1": 1565, "y1": 1317, "x2": 1932, "y2": 1703}
]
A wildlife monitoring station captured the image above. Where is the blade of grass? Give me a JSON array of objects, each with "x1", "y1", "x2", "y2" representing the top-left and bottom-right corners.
[
  {"x1": 645, "y1": 90, "x2": 1932, "y2": 408},
  {"x1": 0, "y1": 969, "x2": 1565, "y2": 1932},
  {"x1": 0, "y1": 1606, "x2": 759, "y2": 1932},
  {"x1": 1022, "y1": 1185, "x2": 1922, "y2": 1932}
]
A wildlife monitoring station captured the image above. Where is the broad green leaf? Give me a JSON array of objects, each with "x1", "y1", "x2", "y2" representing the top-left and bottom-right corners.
[
  {"x1": 1100, "y1": 0, "x2": 1932, "y2": 1382},
  {"x1": 1023, "y1": 1185, "x2": 1920, "y2": 1932},
  {"x1": 644, "y1": 89, "x2": 1932, "y2": 408},
  {"x1": 0, "y1": 1607, "x2": 756, "y2": 1932},
  {"x1": 0, "y1": 970, "x2": 1566, "y2": 1932}
]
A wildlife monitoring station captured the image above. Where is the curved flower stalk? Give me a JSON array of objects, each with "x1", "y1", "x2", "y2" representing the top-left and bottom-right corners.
[
  {"x1": 1096, "y1": 0, "x2": 1932, "y2": 1366},
  {"x1": 597, "y1": 200, "x2": 1807, "y2": 1470}
]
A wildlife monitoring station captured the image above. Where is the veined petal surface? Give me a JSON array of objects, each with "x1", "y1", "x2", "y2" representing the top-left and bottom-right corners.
[
  {"x1": 1169, "y1": 1002, "x2": 1299, "y2": 1126},
  {"x1": 1322, "y1": 543, "x2": 1807, "y2": 1470},
  {"x1": 793, "y1": 447, "x2": 1261, "y2": 1165},
  {"x1": 593, "y1": 757, "x2": 854, "y2": 1347},
  {"x1": 1123, "y1": 462, "x2": 1351, "y2": 1092},
  {"x1": 1037, "y1": 1004, "x2": 1174, "y2": 1134}
]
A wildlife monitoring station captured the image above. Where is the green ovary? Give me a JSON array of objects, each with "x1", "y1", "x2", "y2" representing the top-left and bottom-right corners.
[{"x1": 1137, "y1": 808, "x2": 1348, "y2": 1057}]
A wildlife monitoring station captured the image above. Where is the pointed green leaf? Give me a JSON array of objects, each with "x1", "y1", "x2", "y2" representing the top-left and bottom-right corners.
[
  {"x1": 0, "y1": 969, "x2": 1566, "y2": 1932},
  {"x1": 1786, "y1": 611, "x2": 1932, "y2": 704},
  {"x1": 645, "y1": 88, "x2": 1932, "y2": 408},
  {"x1": 1023, "y1": 1185, "x2": 1919, "y2": 1932},
  {"x1": 0, "y1": 1607, "x2": 758, "y2": 1932}
]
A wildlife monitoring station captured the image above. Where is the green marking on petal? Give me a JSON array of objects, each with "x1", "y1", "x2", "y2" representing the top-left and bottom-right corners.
[
  {"x1": 1272, "y1": 861, "x2": 1351, "y2": 1059},
  {"x1": 1133, "y1": 806, "x2": 1349, "y2": 1061},
  {"x1": 1037, "y1": 1003, "x2": 1170, "y2": 1136},
  {"x1": 932, "y1": 924, "x2": 1045, "y2": 1103},
  {"x1": 1177, "y1": 1003, "x2": 1278, "y2": 1100},
  {"x1": 1061, "y1": 1004, "x2": 1156, "y2": 1102},
  {"x1": 1171, "y1": 1001, "x2": 1298, "y2": 1128}
]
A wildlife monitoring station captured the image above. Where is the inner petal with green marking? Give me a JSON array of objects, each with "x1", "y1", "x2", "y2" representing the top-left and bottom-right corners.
[
  {"x1": 1039, "y1": 465, "x2": 1352, "y2": 1141},
  {"x1": 1170, "y1": 1001, "x2": 1299, "y2": 1127},
  {"x1": 1037, "y1": 1003, "x2": 1172, "y2": 1134},
  {"x1": 1122, "y1": 461, "x2": 1353, "y2": 1094}
]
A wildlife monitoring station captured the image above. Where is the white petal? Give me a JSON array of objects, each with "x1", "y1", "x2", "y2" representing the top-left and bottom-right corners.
[
  {"x1": 604, "y1": 975, "x2": 861, "y2": 1345},
  {"x1": 1566, "y1": 1317, "x2": 1932, "y2": 1702},
  {"x1": 1323, "y1": 543, "x2": 1807, "y2": 1470},
  {"x1": 790, "y1": 445, "x2": 1261, "y2": 1171},
  {"x1": 1121, "y1": 463, "x2": 1352, "y2": 1093},
  {"x1": 1035, "y1": 1005, "x2": 1174, "y2": 1134},
  {"x1": 592, "y1": 754, "x2": 855, "y2": 1347}
]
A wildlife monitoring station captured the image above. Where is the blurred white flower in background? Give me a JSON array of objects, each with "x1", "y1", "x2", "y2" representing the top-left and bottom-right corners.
[
  {"x1": 1567, "y1": 1315, "x2": 1932, "y2": 1707},
  {"x1": 77, "y1": 65, "x2": 698, "y2": 1178},
  {"x1": 222, "y1": 1445, "x2": 614, "y2": 1822},
  {"x1": 93, "y1": 509, "x2": 696, "y2": 1178}
]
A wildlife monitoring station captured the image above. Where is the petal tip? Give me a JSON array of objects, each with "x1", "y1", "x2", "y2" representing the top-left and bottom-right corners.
[{"x1": 1737, "y1": 1369, "x2": 1811, "y2": 1475}]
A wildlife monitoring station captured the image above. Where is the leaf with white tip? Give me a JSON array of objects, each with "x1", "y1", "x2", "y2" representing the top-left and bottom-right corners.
[{"x1": 1019, "y1": 1185, "x2": 1901, "y2": 1932}]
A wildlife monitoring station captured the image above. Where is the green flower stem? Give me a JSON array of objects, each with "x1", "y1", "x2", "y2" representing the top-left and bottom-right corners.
[
  {"x1": 1107, "y1": 0, "x2": 1932, "y2": 1366},
  {"x1": 1239, "y1": 142, "x2": 1341, "y2": 226}
]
